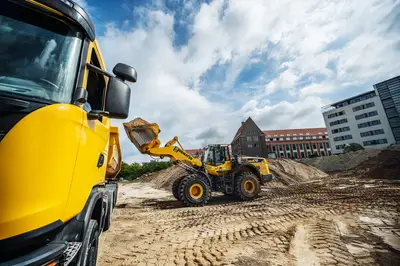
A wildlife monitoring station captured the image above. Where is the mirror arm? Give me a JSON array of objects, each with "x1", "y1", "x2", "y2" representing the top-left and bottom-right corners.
[
  {"x1": 86, "y1": 63, "x2": 113, "y2": 78},
  {"x1": 88, "y1": 110, "x2": 110, "y2": 120}
]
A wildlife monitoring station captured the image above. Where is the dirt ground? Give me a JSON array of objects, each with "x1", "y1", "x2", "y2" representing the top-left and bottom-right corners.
[{"x1": 98, "y1": 174, "x2": 400, "y2": 266}]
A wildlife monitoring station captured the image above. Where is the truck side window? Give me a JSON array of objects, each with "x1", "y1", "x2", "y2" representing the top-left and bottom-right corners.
[{"x1": 85, "y1": 48, "x2": 106, "y2": 111}]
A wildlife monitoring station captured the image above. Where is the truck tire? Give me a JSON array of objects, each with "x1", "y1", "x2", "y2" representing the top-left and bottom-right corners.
[
  {"x1": 79, "y1": 219, "x2": 100, "y2": 266},
  {"x1": 234, "y1": 172, "x2": 260, "y2": 201},
  {"x1": 103, "y1": 192, "x2": 113, "y2": 231},
  {"x1": 172, "y1": 176, "x2": 186, "y2": 201},
  {"x1": 179, "y1": 175, "x2": 211, "y2": 207}
]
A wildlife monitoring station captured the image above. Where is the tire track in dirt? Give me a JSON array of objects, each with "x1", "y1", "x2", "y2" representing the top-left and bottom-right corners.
[{"x1": 98, "y1": 177, "x2": 400, "y2": 266}]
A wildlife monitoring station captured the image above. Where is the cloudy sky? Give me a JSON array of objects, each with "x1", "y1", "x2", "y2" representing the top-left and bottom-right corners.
[{"x1": 76, "y1": 0, "x2": 400, "y2": 163}]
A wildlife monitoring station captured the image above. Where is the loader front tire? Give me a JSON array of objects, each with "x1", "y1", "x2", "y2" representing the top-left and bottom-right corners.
[
  {"x1": 235, "y1": 172, "x2": 260, "y2": 201},
  {"x1": 172, "y1": 176, "x2": 186, "y2": 201},
  {"x1": 179, "y1": 175, "x2": 211, "y2": 207}
]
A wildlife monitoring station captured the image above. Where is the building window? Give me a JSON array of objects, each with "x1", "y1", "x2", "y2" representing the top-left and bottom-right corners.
[
  {"x1": 253, "y1": 136, "x2": 259, "y2": 141},
  {"x1": 273, "y1": 145, "x2": 276, "y2": 151},
  {"x1": 293, "y1": 153, "x2": 298, "y2": 159},
  {"x1": 312, "y1": 136, "x2": 317, "y2": 139},
  {"x1": 299, "y1": 144, "x2": 304, "y2": 149},
  {"x1": 318, "y1": 136, "x2": 323, "y2": 139},
  {"x1": 360, "y1": 129, "x2": 385, "y2": 137},
  {"x1": 269, "y1": 138, "x2": 273, "y2": 141},
  {"x1": 292, "y1": 144, "x2": 297, "y2": 150},
  {"x1": 312, "y1": 143, "x2": 317, "y2": 149},
  {"x1": 336, "y1": 144, "x2": 345, "y2": 149},
  {"x1": 326, "y1": 142, "x2": 330, "y2": 148},
  {"x1": 321, "y1": 151, "x2": 325, "y2": 156},
  {"x1": 253, "y1": 143, "x2": 259, "y2": 147},
  {"x1": 299, "y1": 137, "x2": 304, "y2": 140},
  {"x1": 332, "y1": 126, "x2": 350, "y2": 134},
  {"x1": 329, "y1": 118, "x2": 348, "y2": 126},
  {"x1": 286, "y1": 144, "x2": 290, "y2": 150},
  {"x1": 301, "y1": 152, "x2": 305, "y2": 158},
  {"x1": 279, "y1": 145, "x2": 283, "y2": 151},
  {"x1": 286, "y1": 137, "x2": 291, "y2": 140},
  {"x1": 248, "y1": 144, "x2": 252, "y2": 147},
  {"x1": 246, "y1": 136, "x2": 252, "y2": 141},
  {"x1": 320, "y1": 143, "x2": 324, "y2": 149},
  {"x1": 328, "y1": 111, "x2": 345, "y2": 119},
  {"x1": 355, "y1": 111, "x2": 378, "y2": 120},
  {"x1": 306, "y1": 144, "x2": 310, "y2": 149},
  {"x1": 358, "y1": 120, "x2": 381, "y2": 128},
  {"x1": 273, "y1": 138, "x2": 277, "y2": 141},
  {"x1": 293, "y1": 137, "x2": 298, "y2": 140},
  {"x1": 333, "y1": 135, "x2": 353, "y2": 141},
  {"x1": 363, "y1": 138, "x2": 388, "y2": 146},
  {"x1": 353, "y1": 102, "x2": 375, "y2": 112},
  {"x1": 279, "y1": 137, "x2": 284, "y2": 141}
]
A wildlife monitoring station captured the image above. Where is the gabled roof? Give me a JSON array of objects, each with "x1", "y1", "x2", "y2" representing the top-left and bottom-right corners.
[
  {"x1": 263, "y1": 128, "x2": 327, "y2": 137},
  {"x1": 231, "y1": 117, "x2": 263, "y2": 143}
]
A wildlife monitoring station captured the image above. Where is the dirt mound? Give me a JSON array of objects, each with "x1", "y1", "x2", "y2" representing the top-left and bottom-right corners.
[
  {"x1": 138, "y1": 165, "x2": 187, "y2": 190},
  {"x1": 139, "y1": 159, "x2": 328, "y2": 189},
  {"x1": 300, "y1": 149, "x2": 382, "y2": 172},
  {"x1": 268, "y1": 158, "x2": 329, "y2": 185},
  {"x1": 354, "y1": 150, "x2": 400, "y2": 180}
]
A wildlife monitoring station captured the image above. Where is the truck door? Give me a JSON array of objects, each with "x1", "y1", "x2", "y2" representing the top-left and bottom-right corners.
[{"x1": 63, "y1": 43, "x2": 111, "y2": 219}]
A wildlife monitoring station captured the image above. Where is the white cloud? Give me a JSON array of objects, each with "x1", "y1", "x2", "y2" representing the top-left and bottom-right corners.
[{"x1": 95, "y1": 0, "x2": 399, "y2": 163}]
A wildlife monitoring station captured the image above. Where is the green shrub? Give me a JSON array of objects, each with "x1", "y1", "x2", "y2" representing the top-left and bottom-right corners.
[{"x1": 117, "y1": 160, "x2": 173, "y2": 181}]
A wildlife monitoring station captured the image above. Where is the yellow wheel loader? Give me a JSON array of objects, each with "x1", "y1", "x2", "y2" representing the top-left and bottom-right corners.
[
  {"x1": 0, "y1": 1, "x2": 137, "y2": 265},
  {"x1": 123, "y1": 118, "x2": 273, "y2": 207}
]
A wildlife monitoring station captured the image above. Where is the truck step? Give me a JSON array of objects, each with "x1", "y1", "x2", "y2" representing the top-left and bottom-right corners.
[{"x1": 63, "y1": 242, "x2": 82, "y2": 266}]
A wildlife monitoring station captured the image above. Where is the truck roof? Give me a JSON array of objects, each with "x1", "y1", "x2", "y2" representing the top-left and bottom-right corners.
[{"x1": 17, "y1": 0, "x2": 96, "y2": 41}]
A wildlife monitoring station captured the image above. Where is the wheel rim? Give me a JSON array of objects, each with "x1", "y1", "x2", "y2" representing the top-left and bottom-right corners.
[
  {"x1": 244, "y1": 180, "x2": 255, "y2": 194},
  {"x1": 189, "y1": 184, "x2": 203, "y2": 199}
]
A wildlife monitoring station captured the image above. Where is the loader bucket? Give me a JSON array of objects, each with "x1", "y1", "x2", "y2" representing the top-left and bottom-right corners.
[{"x1": 123, "y1": 118, "x2": 161, "y2": 153}]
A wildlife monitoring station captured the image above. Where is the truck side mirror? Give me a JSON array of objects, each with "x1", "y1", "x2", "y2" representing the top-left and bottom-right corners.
[
  {"x1": 113, "y1": 63, "x2": 137, "y2": 83},
  {"x1": 105, "y1": 76, "x2": 132, "y2": 119}
]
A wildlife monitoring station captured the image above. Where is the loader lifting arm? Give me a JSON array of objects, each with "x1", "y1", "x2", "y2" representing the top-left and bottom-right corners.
[{"x1": 123, "y1": 118, "x2": 202, "y2": 167}]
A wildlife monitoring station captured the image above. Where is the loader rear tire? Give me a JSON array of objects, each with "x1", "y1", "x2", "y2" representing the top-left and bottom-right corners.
[
  {"x1": 235, "y1": 172, "x2": 260, "y2": 201},
  {"x1": 179, "y1": 175, "x2": 211, "y2": 207},
  {"x1": 172, "y1": 176, "x2": 186, "y2": 201}
]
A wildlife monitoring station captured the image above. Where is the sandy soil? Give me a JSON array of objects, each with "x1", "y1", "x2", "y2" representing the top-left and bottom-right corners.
[{"x1": 98, "y1": 175, "x2": 400, "y2": 266}]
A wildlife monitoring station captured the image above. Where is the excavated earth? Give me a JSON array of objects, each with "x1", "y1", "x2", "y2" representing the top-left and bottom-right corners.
[{"x1": 98, "y1": 157, "x2": 400, "y2": 266}]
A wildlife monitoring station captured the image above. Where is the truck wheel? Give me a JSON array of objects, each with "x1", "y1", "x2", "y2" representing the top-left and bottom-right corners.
[
  {"x1": 179, "y1": 175, "x2": 211, "y2": 207},
  {"x1": 103, "y1": 192, "x2": 113, "y2": 231},
  {"x1": 172, "y1": 176, "x2": 185, "y2": 200},
  {"x1": 79, "y1": 219, "x2": 100, "y2": 266},
  {"x1": 235, "y1": 172, "x2": 260, "y2": 201}
]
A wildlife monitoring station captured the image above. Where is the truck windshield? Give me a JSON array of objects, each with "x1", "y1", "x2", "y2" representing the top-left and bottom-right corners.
[{"x1": 0, "y1": 2, "x2": 83, "y2": 103}]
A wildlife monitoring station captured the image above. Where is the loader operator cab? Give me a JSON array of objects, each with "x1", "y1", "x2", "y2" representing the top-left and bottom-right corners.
[{"x1": 202, "y1": 144, "x2": 231, "y2": 166}]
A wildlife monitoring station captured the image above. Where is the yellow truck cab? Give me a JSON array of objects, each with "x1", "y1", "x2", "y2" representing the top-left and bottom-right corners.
[{"x1": 0, "y1": 0, "x2": 136, "y2": 265}]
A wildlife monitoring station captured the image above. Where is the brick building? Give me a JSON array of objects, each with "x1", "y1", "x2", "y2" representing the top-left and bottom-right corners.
[
  {"x1": 185, "y1": 149, "x2": 203, "y2": 158},
  {"x1": 264, "y1": 128, "x2": 331, "y2": 159},
  {"x1": 231, "y1": 117, "x2": 268, "y2": 157}
]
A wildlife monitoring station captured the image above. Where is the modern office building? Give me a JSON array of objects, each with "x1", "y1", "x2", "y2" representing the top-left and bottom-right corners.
[
  {"x1": 264, "y1": 128, "x2": 331, "y2": 159},
  {"x1": 322, "y1": 90, "x2": 395, "y2": 154},
  {"x1": 373, "y1": 75, "x2": 400, "y2": 143}
]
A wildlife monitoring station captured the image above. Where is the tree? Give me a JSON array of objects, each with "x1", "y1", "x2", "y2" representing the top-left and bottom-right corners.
[{"x1": 117, "y1": 160, "x2": 173, "y2": 181}]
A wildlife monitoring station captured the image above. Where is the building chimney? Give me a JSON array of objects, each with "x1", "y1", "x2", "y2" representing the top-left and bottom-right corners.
[{"x1": 241, "y1": 121, "x2": 245, "y2": 125}]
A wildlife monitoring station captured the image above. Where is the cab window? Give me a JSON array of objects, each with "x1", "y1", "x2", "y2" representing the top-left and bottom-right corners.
[{"x1": 84, "y1": 48, "x2": 106, "y2": 112}]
